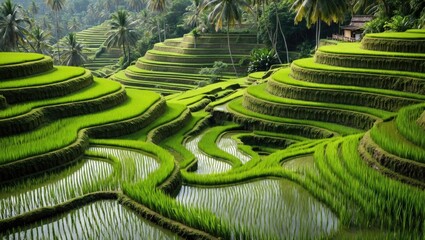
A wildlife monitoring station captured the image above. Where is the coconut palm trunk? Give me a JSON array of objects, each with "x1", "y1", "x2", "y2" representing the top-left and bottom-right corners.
[{"x1": 227, "y1": 23, "x2": 238, "y2": 76}]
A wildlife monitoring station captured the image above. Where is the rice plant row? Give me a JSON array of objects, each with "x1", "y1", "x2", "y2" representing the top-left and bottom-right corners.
[
  {"x1": 216, "y1": 133, "x2": 251, "y2": 164},
  {"x1": 2, "y1": 201, "x2": 179, "y2": 240},
  {"x1": 0, "y1": 159, "x2": 113, "y2": 219},
  {"x1": 88, "y1": 146, "x2": 160, "y2": 183},
  {"x1": 184, "y1": 134, "x2": 232, "y2": 174},
  {"x1": 0, "y1": 78, "x2": 121, "y2": 119},
  {"x1": 176, "y1": 179, "x2": 339, "y2": 239},
  {"x1": 0, "y1": 89, "x2": 160, "y2": 164}
]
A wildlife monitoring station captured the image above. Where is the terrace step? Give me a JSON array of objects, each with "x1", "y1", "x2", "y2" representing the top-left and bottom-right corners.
[
  {"x1": 0, "y1": 54, "x2": 53, "y2": 80},
  {"x1": 0, "y1": 89, "x2": 163, "y2": 182},
  {"x1": 220, "y1": 98, "x2": 359, "y2": 138},
  {"x1": 316, "y1": 43, "x2": 425, "y2": 73},
  {"x1": 243, "y1": 84, "x2": 389, "y2": 130},
  {"x1": 268, "y1": 68, "x2": 425, "y2": 112},
  {"x1": 291, "y1": 58, "x2": 425, "y2": 95},
  {"x1": 144, "y1": 50, "x2": 247, "y2": 64},
  {"x1": 0, "y1": 67, "x2": 93, "y2": 104},
  {"x1": 113, "y1": 71, "x2": 197, "y2": 91},
  {"x1": 153, "y1": 43, "x2": 256, "y2": 55},
  {"x1": 360, "y1": 130, "x2": 425, "y2": 184},
  {"x1": 0, "y1": 79, "x2": 126, "y2": 136},
  {"x1": 361, "y1": 32, "x2": 425, "y2": 53}
]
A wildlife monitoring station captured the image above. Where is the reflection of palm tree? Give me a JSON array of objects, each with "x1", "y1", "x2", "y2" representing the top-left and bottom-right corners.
[
  {"x1": 292, "y1": 0, "x2": 347, "y2": 50},
  {"x1": 0, "y1": 0, "x2": 32, "y2": 51},
  {"x1": 61, "y1": 32, "x2": 86, "y2": 66},
  {"x1": 147, "y1": 0, "x2": 168, "y2": 42},
  {"x1": 105, "y1": 9, "x2": 139, "y2": 68},
  {"x1": 31, "y1": 26, "x2": 51, "y2": 55},
  {"x1": 204, "y1": 0, "x2": 252, "y2": 76},
  {"x1": 45, "y1": 0, "x2": 66, "y2": 62}
]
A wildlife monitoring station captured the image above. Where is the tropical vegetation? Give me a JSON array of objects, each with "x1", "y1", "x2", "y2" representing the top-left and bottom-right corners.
[{"x1": 0, "y1": 0, "x2": 425, "y2": 239}]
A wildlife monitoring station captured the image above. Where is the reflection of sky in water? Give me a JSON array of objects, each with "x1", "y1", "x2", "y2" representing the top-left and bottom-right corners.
[
  {"x1": 185, "y1": 134, "x2": 231, "y2": 174},
  {"x1": 217, "y1": 133, "x2": 251, "y2": 164},
  {"x1": 177, "y1": 179, "x2": 339, "y2": 239},
  {"x1": 89, "y1": 146, "x2": 159, "y2": 183},
  {"x1": 4, "y1": 201, "x2": 179, "y2": 240},
  {"x1": 0, "y1": 160, "x2": 112, "y2": 219}
]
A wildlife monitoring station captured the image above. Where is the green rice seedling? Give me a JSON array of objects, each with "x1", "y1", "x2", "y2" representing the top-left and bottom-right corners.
[
  {"x1": 292, "y1": 58, "x2": 425, "y2": 80},
  {"x1": 0, "y1": 89, "x2": 160, "y2": 164},
  {"x1": 247, "y1": 84, "x2": 393, "y2": 120},
  {"x1": 2, "y1": 201, "x2": 179, "y2": 239},
  {"x1": 0, "y1": 66, "x2": 86, "y2": 89},
  {"x1": 228, "y1": 98, "x2": 362, "y2": 136},
  {"x1": 370, "y1": 120, "x2": 425, "y2": 163},
  {"x1": 176, "y1": 179, "x2": 339, "y2": 239},
  {"x1": 89, "y1": 139, "x2": 176, "y2": 188},
  {"x1": 0, "y1": 52, "x2": 44, "y2": 65},
  {"x1": 216, "y1": 132, "x2": 251, "y2": 164},
  {"x1": 198, "y1": 124, "x2": 243, "y2": 167},
  {"x1": 0, "y1": 159, "x2": 113, "y2": 219},
  {"x1": 185, "y1": 133, "x2": 232, "y2": 174},
  {"x1": 0, "y1": 78, "x2": 121, "y2": 119},
  {"x1": 206, "y1": 90, "x2": 244, "y2": 111},
  {"x1": 88, "y1": 146, "x2": 160, "y2": 183},
  {"x1": 318, "y1": 42, "x2": 425, "y2": 58},
  {"x1": 395, "y1": 103, "x2": 425, "y2": 148},
  {"x1": 120, "y1": 103, "x2": 187, "y2": 142}
]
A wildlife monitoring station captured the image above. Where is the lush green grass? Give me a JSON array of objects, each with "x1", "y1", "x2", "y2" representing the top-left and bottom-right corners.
[
  {"x1": 0, "y1": 89, "x2": 160, "y2": 164},
  {"x1": 0, "y1": 53, "x2": 45, "y2": 65},
  {"x1": 318, "y1": 42, "x2": 425, "y2": 58},
  {"x1": 365, "y1": 32, "x2": 425, "y2": 39},
  {"x1": 293, "y1": 57, "x2": 425, "y2": 80},
  {"x1": 0, "y1": 67, "x2": 87, "y2": 88},
  {"x1": 370, "y1": 120, "x2": 425, "y2": 163},
  {"x1": 228, "y1": 98, "x2": 362, "y2": 136},
  {"x1": 247, "y1": 84, "x2": 393, "y2": 119},
  {"x1": 197, "y1": 124, "x2": 243, "y2": 167},
  {"x1": 0, "y1": 78, "x2": 121, "y2": 118},
  {"x1": 305, "y1": 135, "x2": 425, "y2": 234},
  {"x1": 273, "y1": 67, "x2": 425, "y2": 101},
  {"x1": 119, "y1": 103, "x2": 187, "y2": 142},
  {"x1": 395, "y1": 103, "x2": 425, "y2": 149}
]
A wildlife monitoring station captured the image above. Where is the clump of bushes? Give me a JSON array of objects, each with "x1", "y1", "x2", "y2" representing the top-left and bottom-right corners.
[{"x1": 199, "y1": 61, "x2": 228, "y2": 84}]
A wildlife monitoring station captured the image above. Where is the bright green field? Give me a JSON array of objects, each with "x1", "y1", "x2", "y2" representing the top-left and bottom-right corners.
[{"x1": 1, "y1": 30, "x2": 425, "y2": 240}]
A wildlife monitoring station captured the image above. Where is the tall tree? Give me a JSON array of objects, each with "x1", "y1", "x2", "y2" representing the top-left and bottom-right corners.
[
  {"x1": 292, "y1": 0, "x2": 348, "y2": 50},
  {"x1": 127, "y1": 0, "x2": 144, "y2": 12},
  {"x1": 0, "y1": 0, "x2": 32, "y2": 51},
  {"x1": 30, "y1": 26, "x2": 51, "y2": 54},
  {"x1": 45, "y1": 0, "x2": 66, "y2": 63},
  {"x1": 28, "y1": 0, "x2": 39, "y2": 18},
  {"x1": 61, "y1": 32, "x2": 86, "y2": 66},
  {"x1": 204, "y1": 0, "x2": 252, "y2": 76},
  {"x1": 105, "y1": 9, "x2": 139, "y2": 68},
  {"x1": 146, "y1": 0, "x2": 168, "y2": 42}
]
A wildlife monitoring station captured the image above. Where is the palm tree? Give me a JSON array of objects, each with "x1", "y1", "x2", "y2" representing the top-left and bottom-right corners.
[
  {"x1": 204, "y1": 0, "x2": 252, "y2": 76},
  {"x1": 105, "y1": 9, "x2": 139, "y2": 68},
  {"x1": 292, "y1": 0, "x2": 348, "y2": 50},
  {"x1": 61, "y1": 32, "x2": 86, "y2": 66},
  {"x1": 45, "y1": 0, "x2": 65, "y2": 62},
  {"x1": 146, "y1": 0, "x2": 168, "y2": 42},
  {"x1": 127, "y1": 0, "x2": 144, "y2": 12},
  {"x1": 31, "y1": 26, "x2": 51, "y2": 54},
  {"x1": 28, "y1": 0, "x2": 39, "y2": 18},
  {"x1": 183, "y1": 0, "x2": 202, "y2": 28},
  {"x1": 0, "y1": 0, "x2": 32, "y2": 51}
]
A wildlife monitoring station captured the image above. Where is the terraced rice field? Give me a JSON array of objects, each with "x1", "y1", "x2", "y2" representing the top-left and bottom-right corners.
[
  {"x1": 1, "y1": 29, "x2": 425, "y2": 239},
  {"x1": 2, "y1": 201, "x2": 179, "y2": 239},
  {"x1": 111, "y1": 33, "x2": 263, "y2": 95}
]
